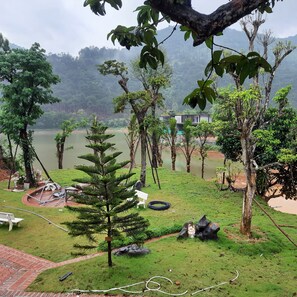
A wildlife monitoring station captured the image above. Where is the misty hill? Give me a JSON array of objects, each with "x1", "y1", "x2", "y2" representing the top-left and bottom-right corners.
[{"x1": 39, "y1": 27, "x2": 297, "y2": 127}]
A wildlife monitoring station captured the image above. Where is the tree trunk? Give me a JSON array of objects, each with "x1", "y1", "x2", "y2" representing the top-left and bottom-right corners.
[
  {"x1": 151, "y1": 131, "x2": 158, "y2": 168},
  {"x1": 7, "y1": 135, "x2": 16, "y2": 172},
  {"x1": 107, "y1": 211, "x2": 113, "y2": 267},
  {"x1": 130, "y1": 141, "x2": 136, "y2": 168},
  {"x1": 171, "y1": 144, "x2": 176, "y2": 171},
  {"x1": 107, "y1": 240, "x2": 112, "y2": 267},
  {"x1": 157, "y1": 150, "x2": 163, "y2": 167},
  {"x1": 240, "y1": 134, "x2": 256, "y2": 237},
  {"x1": 186, "y1": 156, "x2": 191, "y2": 173},
  {"x1": 151, "y1": 105, "x2": 159, "y2": 168},
  {"x1": 20, "y1": 128, "x2": 35, "y2": 187},
  {"x1": 58, "y1": 148, "x2": 64, "y2": 169},
  {"x1": 139, "y1": 125, "x2": 147, "y2": 186},
  {"x1": 223, "y1": 157, "x2": 227, "y2": 185},
  {"x1": 0, "y1": 145, "x2": 5, "y2": 169},
  {"x1": 201, "y1": 156, "x2": 205, "y2": 179},
  {"x1": 56, "y1": 137, "x2": 66, "y2": 169}
]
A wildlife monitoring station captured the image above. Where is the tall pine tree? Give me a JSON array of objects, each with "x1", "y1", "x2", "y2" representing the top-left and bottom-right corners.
[{"x1": 65, "y1": 119, "x2": 149, "y2": 267}]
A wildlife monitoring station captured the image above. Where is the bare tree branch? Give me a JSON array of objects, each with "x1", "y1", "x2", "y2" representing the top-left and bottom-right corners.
[{"x1": 149, "y1": 0, "x2": 271, "y2": 45}]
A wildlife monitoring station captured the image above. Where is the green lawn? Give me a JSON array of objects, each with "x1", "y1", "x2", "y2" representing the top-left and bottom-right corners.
[
  {"x1": 0, "y1": 167, "x2": 296, "y2": 296},
  {"x1": 28, "y1": 237, "x2": 296, "y2": 297}
]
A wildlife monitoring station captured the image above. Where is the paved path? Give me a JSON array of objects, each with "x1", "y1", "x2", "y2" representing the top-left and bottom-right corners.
[
  {"x1": 0, "y1": 244, "x2": 105, "y2": 297},
  {"x1": 0, "y1": 234, "x2": 176, "y2": 296}
]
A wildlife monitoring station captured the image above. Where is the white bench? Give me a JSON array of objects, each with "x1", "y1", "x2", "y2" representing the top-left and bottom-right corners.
[
  {"x1": 135, "y1": 190, "x2": 148, "y2": 208},
  {"x1": 0, "y1": 212, "x2": 24, "y2": 231}
]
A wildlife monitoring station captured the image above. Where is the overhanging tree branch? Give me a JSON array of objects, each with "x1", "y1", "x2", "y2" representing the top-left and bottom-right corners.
[{"x1": 149, "y1": 0, "x2": 272, "y2": 45}]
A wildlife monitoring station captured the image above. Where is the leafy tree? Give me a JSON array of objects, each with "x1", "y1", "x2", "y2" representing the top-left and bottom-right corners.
[
  {"x1": 99, "y1": 58, "x2": 170, "y2": 186},
  {"x1": 55, "y1": 119, "x2": 79, "y2": 169},
  {"x1": 84, "y1": 0, "x2": 287, "y2": 236},
  {"x1": 209, "y1": 11, "x2": 294, "y2": 236},
  {"x1": 228, "y1": 87, "x2": 264, "y2": 235},
  {"x1": 99, "y1": 60, "x2": 149, "y2": 186},
  {"x1": 193, "y1": 121, "x2": 214, "y2": 179},
  {"x1": 164, "y1": 117, "x2": 178, "y2": 171},
  {"x1": 145, "y1": 115, "x2": 165, "y2": 168},
  {"x1": 0, "y1": 34, "x2": 15, "y2": 181},
  {"x1": 232, "y1": 31, "x2": 294, "y2": 235},
  {"x1": 0, "y1": 43, "x2": 60, "y2": 186},
  {"x1": 124, "y1": 114, "x2": 139, "y2": 170},
  {"x1": 65, "y1": 119, "x2": 149, "y2": 267},
  {"x1": 169, "y1": 118, "x2": 178, "y2": 170},
  {"x1": 254, "y1": 86, "x2": 297, "y2": 199},
  {"x1": 212, "y1": 88, "x2": 243, "y2": 187},
  {"x1": 84, "y1": 1, "x2": 283, "y2": 110},
  {"x1": 214, "y1": 85, "x2": 297, "y2": 201},
  {"x1": 0, "y1": 104, "x2": 20, "y2": 170},
  {"x1": 84, "y1": 0, "x2": 281, "y2": 67},
  {"x1": 0, "y1": 33, "x2": 9, "y2": 52},
  {"x1": 178, "y1": 119, "x2": 196, "y2": 173},
  {"x1": 217, "y1": 161, "x2": 243, "y2": 191},
  {"x1": 275, "y1": 149, "x2": 297, "y2": 200},
  {"x1": 131, "y1": 57, "x2": 172, "y2": 168}
]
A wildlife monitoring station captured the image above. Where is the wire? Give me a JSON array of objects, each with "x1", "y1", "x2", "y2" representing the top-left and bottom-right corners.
[
  {"x1": 191, "y1": 270, "x2": 239, "y2": 295},
  {"x1": 145, "y1": 276, "x2": 188, "y2": 296},
  {"x1": 3, "y1": 206, "x2": 68, "y2": 233},
  {"x1": 71, "y1": 272, "x2": 239, "y2": 295}
]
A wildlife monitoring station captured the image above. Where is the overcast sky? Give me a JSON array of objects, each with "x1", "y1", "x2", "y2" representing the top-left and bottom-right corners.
[{"x1": 1, "y1": 0, "x2": 296, "y2": 56}]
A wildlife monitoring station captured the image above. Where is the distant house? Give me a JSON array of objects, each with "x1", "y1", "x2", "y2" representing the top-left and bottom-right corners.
[{"x1": 160, "y1": 112, "x2": 212, "y2": 130}]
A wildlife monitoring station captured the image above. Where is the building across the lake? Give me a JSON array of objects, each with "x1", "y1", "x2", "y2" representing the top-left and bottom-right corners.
[{"x1": 160, "y1": 112, "x2": 212, "y2": 130}]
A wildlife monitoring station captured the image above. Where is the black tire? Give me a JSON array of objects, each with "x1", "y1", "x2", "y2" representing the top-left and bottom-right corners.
[{"x1": 148, "y1": 200, "x2": 171, "y2": 211}]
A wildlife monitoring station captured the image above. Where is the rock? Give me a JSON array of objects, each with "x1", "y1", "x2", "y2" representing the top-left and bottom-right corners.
[
  {"x1": 177, "y1": 223, "x2": 190, "y2": 239},
  {"x1": 177, "y1": 215, "x2": 220, "y2": 241},
  {"x1": 113, "y1": 244, "x2": 150, "y2": 256},
  {"x1": 135, "y1": 180, "x2": 143, "y2": 190},
  {"x1": 196, "y1": 215, "x2": 210, "y2": 231},
  {"x1": 196, "y1": 220, "x2": 220, "y2": 241}
]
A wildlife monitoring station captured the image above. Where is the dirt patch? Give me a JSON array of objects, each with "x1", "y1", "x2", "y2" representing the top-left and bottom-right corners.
[
  {"x1": 224, "y1": 224, "x2": 268, "y2": 244},
  {"x1": 0, "y1": 169, "x2": 10, "y2": 181},
  {"x1": 23, "y1": 186, "x2": 80, "y2": 208},
  {"x1": 205, "y1": 150, "x2": 225, "y2": 159},
  {"x1": 190, "y1": 150, "x2": 224, "y2": 159}
]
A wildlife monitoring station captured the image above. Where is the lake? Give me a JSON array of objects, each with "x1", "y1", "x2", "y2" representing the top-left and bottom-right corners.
[{"x1": 30, "y1": 129, "x2": 223, "y2": 179}]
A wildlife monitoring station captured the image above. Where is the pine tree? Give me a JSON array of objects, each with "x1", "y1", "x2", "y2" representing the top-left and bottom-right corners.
[{"x1": 65, "y1": 119, "x2": 149, "y2": 267}]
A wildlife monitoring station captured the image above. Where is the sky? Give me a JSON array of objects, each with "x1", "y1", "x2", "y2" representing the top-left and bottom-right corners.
[{"x1": 1, "y1": 0, "x2": 296, "y2": 57}]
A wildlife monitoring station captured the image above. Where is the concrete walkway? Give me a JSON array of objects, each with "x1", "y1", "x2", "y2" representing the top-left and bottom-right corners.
[{"x1": 0, "y1": 244, "x2": 105, "y2": 297}]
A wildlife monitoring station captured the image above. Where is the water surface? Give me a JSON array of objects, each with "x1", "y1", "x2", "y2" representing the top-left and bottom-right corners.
[{"x1": 3, "y1": 129, "x2": 224, "y2": 179}]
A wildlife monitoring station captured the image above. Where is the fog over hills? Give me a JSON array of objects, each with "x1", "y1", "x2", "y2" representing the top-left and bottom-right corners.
[{"x1": 6, "y1": 27, "x2": 297, "y2": 127}]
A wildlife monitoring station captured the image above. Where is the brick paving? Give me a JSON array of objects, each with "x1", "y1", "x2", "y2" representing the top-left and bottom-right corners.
[
  {"x1": 0, "y1": 234, "x2": 175, "y2": 297},
  {"x1": 0, "y1": 244, "x2": 106, "y2": 297}
]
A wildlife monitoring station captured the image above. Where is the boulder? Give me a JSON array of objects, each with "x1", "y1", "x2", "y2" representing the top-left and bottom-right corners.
[
  {"x1": 177, "y1": 215, "x2": 220, "y2": 240},
  {"x1": 113, "y1": 244, "x2": 150, "y2": 256}
]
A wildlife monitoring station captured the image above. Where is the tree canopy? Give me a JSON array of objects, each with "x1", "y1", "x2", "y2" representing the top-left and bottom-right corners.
[
  {"x1": 0, "y1": 43, "x2": 60, "y2": 185},
  {"x1": 65, "y1": 119, "x2": 149, "y2": 267},
  {"x1": 84, "y1": 0, "x2": 283, "y2": 67},
  {"x1": 83, "y1": 1, "x2": 284, "y2": 110}
]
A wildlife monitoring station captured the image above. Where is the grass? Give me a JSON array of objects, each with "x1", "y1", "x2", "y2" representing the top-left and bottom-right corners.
[
  {"x1": 28, "y1": 237, "x2": 296, "y2": 296},
  {"x1": 0, "y1": 167, "x2": 296, "y2": 296},
  {"x1": 0, "y1": 181, "x2": 92, "y2": 262}
]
